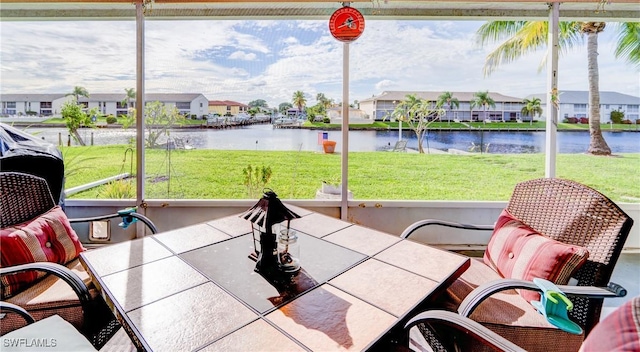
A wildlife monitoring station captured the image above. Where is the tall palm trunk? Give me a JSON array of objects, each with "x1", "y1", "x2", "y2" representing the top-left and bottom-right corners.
[{"x1": 585, "y1": 23, "x2": 611, "y2": 155}]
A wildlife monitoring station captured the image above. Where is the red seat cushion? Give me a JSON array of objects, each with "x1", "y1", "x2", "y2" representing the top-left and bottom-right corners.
[
  {"x1": 1, "y1": 206, "x2": 86, "y2": 298},
  {"x1": 579, "y1": 296, "x2": 640, "y2": 352},
  {"x1": 483, "y1": 209, "x2": 589, "y2": 302}
]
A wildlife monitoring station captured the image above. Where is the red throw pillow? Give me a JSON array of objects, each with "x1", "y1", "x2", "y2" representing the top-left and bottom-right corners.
[
  {"x1": 1, "y1": 206, "x2": 86, "y2": 298},
  {"x1": 483, "y1": 209, "x2": 589, "y2": 302},
  {"x1": 579, "y1": 296, "x2": 640, "y2": 351}
]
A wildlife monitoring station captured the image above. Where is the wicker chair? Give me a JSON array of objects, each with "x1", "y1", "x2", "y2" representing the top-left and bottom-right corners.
[
  {"x1": 405, "y1": 295, "x2": 640, "y2": 352},
  {"x1": 0, "y1": 171, "x2": 156, "y2": 349},
  {"x1": 401, "y1": 177, "x2": 634, "y2": 352}
]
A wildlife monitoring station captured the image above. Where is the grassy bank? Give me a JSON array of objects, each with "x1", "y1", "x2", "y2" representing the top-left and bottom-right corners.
[{"x1": 62, "y1": 145, "x2": 640, "y2": 202}]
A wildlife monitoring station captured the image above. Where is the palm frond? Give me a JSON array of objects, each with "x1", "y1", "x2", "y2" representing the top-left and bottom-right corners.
[
  {"x1": 614, "y1": 22, "x2": 640, "y2": 67},
  {"x1": 475, "y1": 21, "x2": 527, "y2": 46},
  {"x1": 479, "y1": 20, "x2": 586, "y2": 76},
  {"x1": 482, "y1": 21, "x2": 548, "y2": 76}
]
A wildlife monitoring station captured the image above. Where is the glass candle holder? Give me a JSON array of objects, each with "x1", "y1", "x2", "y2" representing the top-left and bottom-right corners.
[{"x1": 277, "y1": 229, "x2": 300, "y2": 273}]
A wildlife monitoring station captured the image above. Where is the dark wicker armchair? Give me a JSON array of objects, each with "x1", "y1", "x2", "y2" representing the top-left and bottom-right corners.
[
  {"x1": 0, "y1": 171, "x2": 157, "y2": 349},
  {"x1": 402, "y1": 177, "x2": 634, "y2": 352}
]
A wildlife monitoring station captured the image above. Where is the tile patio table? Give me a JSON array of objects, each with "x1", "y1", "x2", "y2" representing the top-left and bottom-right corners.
[{"x1": 80, "y1": 206, "x2": 470, "y2": 351}]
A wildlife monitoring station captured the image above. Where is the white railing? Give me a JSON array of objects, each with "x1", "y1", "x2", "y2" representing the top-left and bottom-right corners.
[{"x1": 66, "y1": 199, "x2": 639, "y2": 251}]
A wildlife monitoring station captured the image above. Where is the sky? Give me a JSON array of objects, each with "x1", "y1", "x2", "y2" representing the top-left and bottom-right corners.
[{"x1": 1, "y1": 19, "x2": 639, "y2": 108}]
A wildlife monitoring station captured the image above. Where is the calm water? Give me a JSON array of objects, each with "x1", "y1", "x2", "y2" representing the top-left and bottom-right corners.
[{"x1": 31, "y1": 125, "x2": 640, "y2": 154}]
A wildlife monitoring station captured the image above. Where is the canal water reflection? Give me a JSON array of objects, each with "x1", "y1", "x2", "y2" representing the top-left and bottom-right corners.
[{"x1": 31, "y1": 124, "x2": 640, "y2": 154}]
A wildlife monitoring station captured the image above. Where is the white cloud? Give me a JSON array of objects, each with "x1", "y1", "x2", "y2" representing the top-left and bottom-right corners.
[
  {"x1": 228, "y1": 51, "x2": 257, "y2": 61},
  {"x1": 0, "y1": 19, "x2": 637, "y2": 109},
  {"x1": 375, "y1": 80, "x2": 395, "y2": 92},
  {"x1": 283, "y1": 36, "x2": 299, "y2": 45}
]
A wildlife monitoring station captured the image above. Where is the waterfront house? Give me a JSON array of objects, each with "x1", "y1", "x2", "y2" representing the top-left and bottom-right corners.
[
  {"x1": 358, "y1": 91, "x2": 525, "y2": 122},
  {"x1": 527, "y1": 90, "x2": 640, "y2": 123},
  {"x1": 0, "y1": 93, "x2": 209, "y2": 118},
  {"x1": 0, "y1": 93, "x2": 71, "y2": 117},
  {"x1": 208, "y1": 100, "x2": 249, "y2": 117}
]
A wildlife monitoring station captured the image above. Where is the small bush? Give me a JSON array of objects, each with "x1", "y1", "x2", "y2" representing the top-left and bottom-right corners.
[
  {"x1": 565, "y1": 117, "x2": 578, "y2": 124},
  {"x1": 106, "y1": 115, "x2": 118, "y2": 124},
  {"x1": 242, "y1": 164, "x2": 272, "y2": 198},
  {"x1": 323, "y1": 117, "x2": 331, "y2": 123},
  {"x1": 100, "y1": 179, "x2": 134, "y2": 199},
  {"x1": 579, "y1": 117, "x2": 588, "y2": 124},
  {"x1": 622, "y1": 119, "x2": 632, "y2": 125},
  {"x1": 610, "y1": 110, "x2": 625, "y2": 124}
]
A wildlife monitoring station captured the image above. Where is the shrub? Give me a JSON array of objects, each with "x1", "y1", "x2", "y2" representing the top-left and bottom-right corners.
[
  {"x1": 323, "y1": 117, "x2": 331, "y2": 123},
  {"x1": 565, "y1": 117, "x2": 578, "y2": 124},
  {"x1": 242, "y1": 164, "x2": 272, "y2": 198},
  {"x1": 579, "y1": 117, "x2": 588, "y2": 124},
  {"x1": 106, "y1": 115, "x2": 118, "y2": 124},
  {"x1": 100, "y1": 179, "x2": 134, "y2": 199},
  {"x1": 610, "y1": 110, "x2": 624, "y2": 124},
  {"x1": 622, "y1": 119, "x2": 632, "y2": 124}
]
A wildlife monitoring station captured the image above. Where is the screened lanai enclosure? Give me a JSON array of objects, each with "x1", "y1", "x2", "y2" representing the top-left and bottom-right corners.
[{"x1": 1, "y1": 0, "x2": 638, "y2": 250}]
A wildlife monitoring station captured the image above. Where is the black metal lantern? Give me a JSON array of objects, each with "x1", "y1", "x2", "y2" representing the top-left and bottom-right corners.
[{"x1": 240, "y1": 189, "x2": 300, "y2": 274}]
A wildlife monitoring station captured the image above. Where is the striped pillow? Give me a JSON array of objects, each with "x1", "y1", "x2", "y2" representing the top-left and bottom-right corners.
[
  {"x1": 483, "y1": 209, "x2": 589, "y2": 302},
  {"x1": 579, "y1": 296, "x2": 640, "y2": 351},
  {"x1": 1, "y1": 206, "x2": 86, "y2": 299}
]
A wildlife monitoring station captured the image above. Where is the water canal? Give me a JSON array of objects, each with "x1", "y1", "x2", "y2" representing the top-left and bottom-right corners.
[{"x1": 30, "y1": 124, "x2": 639, "y2": 154}]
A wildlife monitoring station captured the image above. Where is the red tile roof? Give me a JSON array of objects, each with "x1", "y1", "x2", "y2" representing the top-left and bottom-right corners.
[{"x1": 208, "y1": 100, "x2": 247, "y2": 107}]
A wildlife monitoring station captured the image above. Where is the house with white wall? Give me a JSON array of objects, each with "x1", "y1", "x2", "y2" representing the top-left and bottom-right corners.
[
  {"x1": 0, "y1": 94, "x2": 72, "y2": 116},
  {"x1": 1, "y1": 93, "x2": 210, "y2": 118},
  {"x1": 527, "y1": 90, "x2": 640, "y2": 123},
  {"x1": 359, "y1": 91, "x2": 524, "y2": 122}
]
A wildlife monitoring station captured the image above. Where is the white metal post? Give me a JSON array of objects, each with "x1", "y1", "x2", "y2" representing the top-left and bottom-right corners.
[
  {"x1": 545, "y1": 2, "x2": 559, "y2": 178},
  {"x1": 341, "y1": 42, "x2": 349, "y2": 220},
  {"x1": 135, "y1": 1, "x2": 146, "y2": 237}
]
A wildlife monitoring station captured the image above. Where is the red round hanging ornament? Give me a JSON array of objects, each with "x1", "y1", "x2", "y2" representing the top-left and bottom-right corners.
[{"x1": 329, "y1": 6, "x2": 365, "y2": 43}]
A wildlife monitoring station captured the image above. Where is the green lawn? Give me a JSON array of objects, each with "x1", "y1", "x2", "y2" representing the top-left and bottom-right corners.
[{"x1": 61, "y1": 145, "x2": 640, "y2": 202}]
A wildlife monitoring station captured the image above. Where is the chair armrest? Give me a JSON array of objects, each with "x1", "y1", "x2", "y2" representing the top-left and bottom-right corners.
[
  {"x1": 0, "y1": 301, "x2": 36, "y2": 325},
  {"x1": 0, "y1": 262, "x2": 92, "y2": 314},
  {"x1": 69, "y1": 211, "x2": 158, "y2": 234},
  {"x1": 401, "y1": 219, "x2": 494, "y2": 239},
  {"x1": 458, "y1": 279, "x2": 627, "y2": 317},
  {"x1": 404, "y1": 310, "x2": 526, "y2": 352}
]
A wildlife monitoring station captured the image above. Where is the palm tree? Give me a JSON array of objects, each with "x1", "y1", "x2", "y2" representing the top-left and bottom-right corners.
[
  {"x1": 292, "y1": 91, "x2": 306, "y2": 117},
  {"x1": 476, "y1": 21, "x2": 640, "y2": 155},
  {"x1": 521, "y1": 97, "x2": 543, "y2": 126},
  {"x1": 123, "y1": 88, "x2": 136, "y2": 108},
  {"x1": 470, "y1": 91, "x2": 496, "y2": 122},
  {"x1": 388, "y1": 94, "x2": 444, "y2": 153},
  {"x1": 436, "y1": 91, "x2": 460, "y2": 124},
  {"x1": 66, "y1": 86, "x2": 89, "y2": 102}
]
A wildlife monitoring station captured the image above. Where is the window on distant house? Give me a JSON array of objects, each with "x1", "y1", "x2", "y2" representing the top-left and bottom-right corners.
[
  {"x1": 574, "y1": 104, "x2": 587, "y2": 112},
  {"x1": 628, "y1": 105, "x2": 639, "y2": 113},
  {"x1": 176, "y1": 102, "x2": 190, "y2": 109}
]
